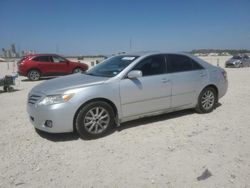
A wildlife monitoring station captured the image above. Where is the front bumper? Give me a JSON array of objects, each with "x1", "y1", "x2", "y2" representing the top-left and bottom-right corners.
[
  {"x1": 27, "y1": 96, "x2": 75, "y2": 133},
  {"x1": 225, "y1": 63, "x2": 239, "y2": 68}
]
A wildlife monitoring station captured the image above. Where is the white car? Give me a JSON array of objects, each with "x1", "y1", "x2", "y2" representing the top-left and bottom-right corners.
[{"x1": 27, "y1": 52, "x2": 228, "y2": 139}]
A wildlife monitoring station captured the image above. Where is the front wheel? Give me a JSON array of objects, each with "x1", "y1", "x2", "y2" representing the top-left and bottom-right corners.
[
  {"x1": 75, "y1": 101, "x2": 115, "y2": 139},
  {"x1": 195, "y1": 87, "x2": 217, "y2": 113},
  {"x1": 28, "y1": 70, "x2": 41, "y2": 81}
]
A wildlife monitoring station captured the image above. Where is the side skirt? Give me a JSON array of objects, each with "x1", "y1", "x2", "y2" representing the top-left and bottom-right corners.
[{"x1": 118, "y1": 104, "x2": 195, "y2": 125}]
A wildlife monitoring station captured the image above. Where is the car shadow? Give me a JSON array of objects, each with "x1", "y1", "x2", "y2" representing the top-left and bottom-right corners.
[
  {"x1": 116, "y1": 109, "x2": 194, "y2": 132},
  {"x1": 215, "y1": 102, "x2": 222, "y2": 109},
  {"x1": 21, "y1": 77, "x2": 54, "y2": 82},
  {"x1": 35, "y1": 129, "x2": 80, "y2": 142},
  {"x1": 0, "y1": 88, "x2": 21, "y2": 94},
  {"x1": 117, "y1": 103, "x2": 222, "y2": 132},
  {"x1": 36, "y1": 103, "x2": 222, "y2": 141}
]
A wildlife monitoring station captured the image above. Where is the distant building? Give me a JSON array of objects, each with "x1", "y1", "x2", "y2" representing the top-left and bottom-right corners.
[
  {"x1": 208, "y1": 53, "x2": 219, "y2": 56},
  {"x1": 11, "y1": 44, "x2": 16, "y2": 54},
  {"x1": 221, "y1": 52, "x2": 230, "y2": 56},
  {"x1": 1, "y1": 44, "x2": 37, "y2": 58},
  {"x1": 0, "y1": 57, "x2": 6, "y2": 62}
]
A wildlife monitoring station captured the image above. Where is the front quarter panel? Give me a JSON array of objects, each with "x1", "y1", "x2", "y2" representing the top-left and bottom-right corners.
[{"x1": 71, "y1": 82, "x2": 121, "y2": 121}]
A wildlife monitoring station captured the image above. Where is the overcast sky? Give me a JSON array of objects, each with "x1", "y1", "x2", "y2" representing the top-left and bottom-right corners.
[{"x1": 1, "y1": 0, "x2": 250, "y2": 55}]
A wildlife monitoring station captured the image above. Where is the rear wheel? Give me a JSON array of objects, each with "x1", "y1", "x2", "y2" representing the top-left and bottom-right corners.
[
  {"x1": 28, "y1": 70, "x2": 41, "y2": 81},
  {"x1": 237, "y1": 63, "x2": 244, "y2": 68},
  {"x1": 76, "y1": 101, "x2": 115, "y2": 139},
  {"x1": 7, "y1": 86, "x2": 14, "y2": 92},
  {"x1": 195, "y1": 87, "x2": 217, "y2": 113}
]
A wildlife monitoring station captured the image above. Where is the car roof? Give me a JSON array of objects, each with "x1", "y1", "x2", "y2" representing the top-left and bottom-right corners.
[
  {"x1": 25, "y1": 54, "x2": 62, "y2": 57},
  {"x1": 124, "y1": 51, "x2": 192, "y2": 57},
  {"x1": 123, "y1": 51, "x2": 215, "y2": 69}
]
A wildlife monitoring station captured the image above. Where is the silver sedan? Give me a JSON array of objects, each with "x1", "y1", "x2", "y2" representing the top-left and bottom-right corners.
[
  {"x1": 225, "y1": 55, "x2": 250, "y2": 68},
  {"x1": 27, "y1": 52, "x2": 228, "y2": 139}
]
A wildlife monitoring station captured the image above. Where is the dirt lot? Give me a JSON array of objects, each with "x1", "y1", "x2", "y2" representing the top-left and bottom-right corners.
[{"x1": 0, "y1": 61, "x2": 250, "y2": 187}]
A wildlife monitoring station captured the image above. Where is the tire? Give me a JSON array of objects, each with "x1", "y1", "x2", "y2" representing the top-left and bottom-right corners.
[
  {"x1": 73, "y1": 67, "x2": 83, "y2": 74},
  {"x1": 195, "y1": 87, "x2": 217, "y2": 113},
  {"x1": 7, "y1": 86, "x2": 14, "y2": 92},
  {"x1": 3, "y1": 86, "x2": 8, "y2": 92},
  {"x1": 28, "y1": 70, "x2": 41, "y2": 81},
  {"x1": 75, "y1": 101, "x2": 115, "y2": 139}
]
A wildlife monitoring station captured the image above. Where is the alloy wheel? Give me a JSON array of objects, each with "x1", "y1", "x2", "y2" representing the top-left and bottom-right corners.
[
  {"x1": 73, "y1": 68, "x2": 82, "y2": 73},
  {"x1": 201, "y1": 90, "x2": 215, "y2": 110},
  {"x1": 83, "y1": 107, "x2": 110, "y2": 134},
  {"x1": 29, "y1": 70, "x2": 40, "y2": 81}
]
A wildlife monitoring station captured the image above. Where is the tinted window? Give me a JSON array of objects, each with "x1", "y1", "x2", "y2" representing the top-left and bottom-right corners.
[
  {"x1": 33, "y1": 56, "x2": 51, "y2": 62},
  {"x1": 192, "y1": 59, "x2": 203, "y2": 70},
  {"x1": 167, "y1": 54, "x2": 202, "y2": 73},
  {"x1": 232, "y1": 56, "x2": 242, "y2": 60},
  {"x1": 133, "y1": 55, "x2": 166, "y2": 76}
]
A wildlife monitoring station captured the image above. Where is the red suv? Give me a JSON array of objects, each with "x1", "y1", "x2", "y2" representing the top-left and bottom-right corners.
[{"x1": 18, "y1": 54, "x2": 88, "y2": 81}]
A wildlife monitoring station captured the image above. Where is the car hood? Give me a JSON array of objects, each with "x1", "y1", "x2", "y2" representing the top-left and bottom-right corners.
[{"x1": 31, "y1": 73, "x2": 109, "y2": 94}]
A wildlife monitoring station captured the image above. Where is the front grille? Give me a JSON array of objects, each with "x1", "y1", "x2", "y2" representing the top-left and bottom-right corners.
[{"x1": 28, "y1": 94, "x2": 42, "y2": 105}]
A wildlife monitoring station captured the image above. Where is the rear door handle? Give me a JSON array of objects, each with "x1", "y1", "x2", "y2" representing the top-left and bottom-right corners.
[{"x1": 162, "y1": 78, "x2": 170, "y2": 83}]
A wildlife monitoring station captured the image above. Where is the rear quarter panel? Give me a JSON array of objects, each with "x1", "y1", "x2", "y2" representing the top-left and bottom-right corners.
[{"x1": 207, "y1": 67, "x2": 228, "y2": 99}]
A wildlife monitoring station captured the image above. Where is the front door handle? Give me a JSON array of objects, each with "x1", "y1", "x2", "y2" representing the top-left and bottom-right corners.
[{"x1": 200, "y1": 72, "x2": 207, "y2": 77}]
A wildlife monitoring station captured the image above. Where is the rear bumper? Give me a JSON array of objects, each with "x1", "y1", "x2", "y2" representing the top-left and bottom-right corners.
[
  {"x1": 218, "y1": 79, "x2": 228, "y2": 99},
  {"x1": 17, "y1": 66, "x2": 27, "y2": 76}
]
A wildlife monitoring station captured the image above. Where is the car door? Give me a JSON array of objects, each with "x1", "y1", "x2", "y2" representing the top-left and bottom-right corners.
[
  {"x1": 166, "y1": 54, "x2": 207, "y2": 108},
  {"x1": 119, "y1": 55, "x2": 171, "y2": 118},
  {"x1": 50, "y1": 55, "x2": 69, "y2": 75},
  {"x1": 32, "y1": 55, "x2": 52, "y2": 75}
]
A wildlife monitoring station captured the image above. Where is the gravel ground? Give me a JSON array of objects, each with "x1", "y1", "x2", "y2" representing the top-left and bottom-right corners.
[{"x1": 0, "y1": 61, "x2": 250, "y2": 188}]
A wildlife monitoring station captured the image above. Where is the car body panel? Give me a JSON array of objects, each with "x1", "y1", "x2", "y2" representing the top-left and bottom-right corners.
[
  {"x1": 120, "y1": 73, "x2": 171, "y2": 118},
  {"x1": 170, "y1": 69, "x2": 208, "y2": 108}
]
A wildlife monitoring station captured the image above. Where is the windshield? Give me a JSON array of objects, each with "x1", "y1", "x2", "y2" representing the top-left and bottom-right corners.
[{"x1": 86, "y1": 55, "x2": 138, "y2": 77}]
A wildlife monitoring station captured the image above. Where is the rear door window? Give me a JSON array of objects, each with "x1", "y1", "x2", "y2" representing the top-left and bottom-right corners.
[
  {"x1": 33, "y1": 56, "x2": 51, "y2": 62},
  {"x1": 166, "y1": 54, "x2": 203, "y2": 73}
]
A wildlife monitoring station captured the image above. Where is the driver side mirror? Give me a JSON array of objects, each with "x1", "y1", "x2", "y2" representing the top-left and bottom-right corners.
[{"x1": 127, "y1": 70, "x2": 142, "y2": 79}]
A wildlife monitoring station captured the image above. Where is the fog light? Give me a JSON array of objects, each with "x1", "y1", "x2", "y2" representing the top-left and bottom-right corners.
[{"x1": 44, "y1": 120, "x2": 53, "y2": 128}]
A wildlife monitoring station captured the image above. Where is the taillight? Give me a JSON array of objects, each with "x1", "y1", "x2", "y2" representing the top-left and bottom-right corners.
[{"x1": 222, "y1": 70, "x2": 227, "y2": 80}]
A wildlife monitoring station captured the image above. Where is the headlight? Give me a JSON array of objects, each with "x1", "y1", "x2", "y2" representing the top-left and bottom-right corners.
[
  {"x1": 233, "y1": 60, "x2": 240, "y2": 64},
  {"x1": 38, "y1": 93, "x2": 75, "y2": 106}
]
